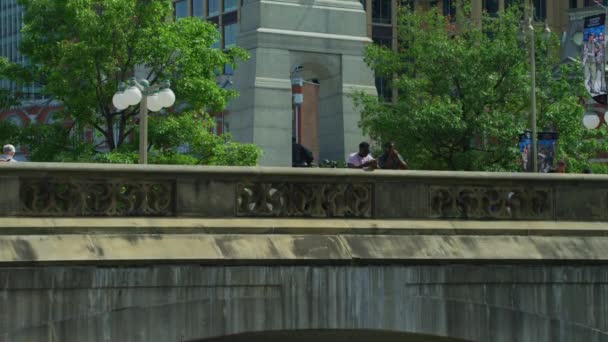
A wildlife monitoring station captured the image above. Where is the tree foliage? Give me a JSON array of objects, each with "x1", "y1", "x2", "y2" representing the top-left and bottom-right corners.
[
  {"x1": 354, "y1": 5, "x2": 605, "y2": 172},
  {"x1": 0, "y1": 0, "x2": 260, "y2": 166},
  {"x1": 6, "y1": 113, "x2": 262, "y2": 165}
]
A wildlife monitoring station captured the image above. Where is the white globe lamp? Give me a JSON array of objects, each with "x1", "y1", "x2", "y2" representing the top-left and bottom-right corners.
[
  {"x1": 583, "y1": 114, "x2": 601, "y2": 130},
  {"x1": 158, "y1": 87, "x2": 176, "y2": 108},
  {"x1": 123, "y1": 85, "x2": 143, "y2": 106},
  {"x1": 603, "y1": 111, "x2": 608, "y2": 124},
  {"x1": 112, "y1": 92, "x2": 128, "y2": 110},
  {"x1": 147, "y1": 92, "x2": 163, "y2": 112}
]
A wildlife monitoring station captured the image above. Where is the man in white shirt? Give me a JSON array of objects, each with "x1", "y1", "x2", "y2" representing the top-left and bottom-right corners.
[
  {"x1": 347, "y1": 142, "x2": 376, "y2": 169},
  {"x1": 0, "y1": 144, "x2": 17, "y2": 162}
]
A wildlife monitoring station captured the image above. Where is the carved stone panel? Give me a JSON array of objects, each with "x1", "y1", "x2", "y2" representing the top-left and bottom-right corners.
[
  {"x1": 20, "y1": 178, "x2": 175, "y2": 217},
  {"x1": 430, "y1": 186, "x2": 553, "y2": 220},
  {"x1": 237, "y1": 183, "x2": 373, "y2": 218}
]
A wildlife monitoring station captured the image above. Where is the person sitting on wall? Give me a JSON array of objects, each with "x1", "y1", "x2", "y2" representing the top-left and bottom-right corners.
[
  {"x1": 292, "y1": 138, "x2": 314, "y2": 167},
  {"x1": 555, "y1": 160, "x2": 567, "y2": 173},
  {"x1": 0, "y1": 144, "x2": 18, "y2": 162},
  {"x1": 378, "y1": 142, "x2": 408, "y2": 170},
  {"x1": 347, "y1": 141, "x2": 376, "y2": 169}
]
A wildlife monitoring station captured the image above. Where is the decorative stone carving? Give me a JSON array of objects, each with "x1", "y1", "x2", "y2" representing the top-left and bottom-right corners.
[
  {"x1": 20, "y1": 178, "x2": 174, "y2": 217},
  {"x1": 430, "y1": 186, "x2": 553, "y2": 219},
  {"x1": 237, "y1": 183, "x2": 372, "y2": 218}
]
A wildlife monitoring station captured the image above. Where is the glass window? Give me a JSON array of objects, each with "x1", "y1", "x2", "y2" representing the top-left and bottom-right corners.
[
  {"x1": 224, "y1": 63, "x2": 234, "y2": 75},
  {"x1": 373, "y1": 36, "x2": 391, "y2": 48},
  {"x1": 586, "y1": 0, "x2": 608, "y2": 5},
  {"x1": 400, "y1": 0, "x2": 414, "y2": 11},
  {"x1": 224, "y1": 0, "x2": 238, "y2": 12},
  {"x1": 223, "y1": 23, "x2": 237, "y2": 48},
  {"x1": 483, "y1": 0, "x2": 499, "y2": 16},
  {"x1": 533, "y1": 0, "x2": 546, "y2": 20},
  {"x1": 211, "y1": 28, "x2": 220, "y2": 48},
  {"x1": 208, "y1": 0, "x2": 219, "y2": 16},
  {"x1": 193, "y1": 0, "x2": 204, "y2": 17},
  {"x1": 443, "y1": 0, "x2": 456, "y2": 19},
  {"x1": 375, "y1": 77, "x2": 392, "y2": 102},
  {"x1": 174, "y1": 0, "x2": 188, "y2": 20},
  {"x1": 372, "y1": 0, "x2": 391, "y2": 24}
]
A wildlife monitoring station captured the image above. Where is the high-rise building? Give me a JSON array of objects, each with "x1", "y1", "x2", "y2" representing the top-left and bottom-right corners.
[
  {"x1": 1, "y1": 0, "x2": 24, "y2": 95},
  {"x1": 0, "y1": 0, "x2": 42, "y2": 100}
]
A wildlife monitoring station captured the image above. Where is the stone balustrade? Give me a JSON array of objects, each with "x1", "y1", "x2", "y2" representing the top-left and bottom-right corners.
[{"x1": 0, "y1": 163, "x2": 607, "y2": 221}]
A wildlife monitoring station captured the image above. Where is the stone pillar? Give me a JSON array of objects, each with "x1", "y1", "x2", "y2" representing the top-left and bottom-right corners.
[{"x1": 228, "y1": 0, "x2": 376, "y2": 166}]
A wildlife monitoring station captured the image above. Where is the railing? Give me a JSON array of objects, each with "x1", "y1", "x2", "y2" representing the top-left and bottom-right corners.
[{"x1": 0, "y1": 163, "x2": 607, "y2": 221}]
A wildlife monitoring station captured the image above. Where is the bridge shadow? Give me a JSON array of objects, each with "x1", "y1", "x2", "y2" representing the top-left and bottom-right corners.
[{"x1": 194, "y1": 329, "x2": 471, "y2": 342}]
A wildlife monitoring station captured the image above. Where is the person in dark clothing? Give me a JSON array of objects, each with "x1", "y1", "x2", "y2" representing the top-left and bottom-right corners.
[
  {"x1": 378, "y1": 142, "x2": 408, "y2": 170},
  {"x1": 292, "y1": 138, "x2": 314, "y2": 167}
]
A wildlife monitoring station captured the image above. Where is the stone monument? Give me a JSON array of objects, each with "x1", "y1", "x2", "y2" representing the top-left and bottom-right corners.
[{"x1": 228, "y1": 0, "x2": 377, "y2": 166}]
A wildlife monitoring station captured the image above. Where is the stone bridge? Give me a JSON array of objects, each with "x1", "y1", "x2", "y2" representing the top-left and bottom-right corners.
[{"x1": 1, "y1": 163, "x2": 608, "y2": 342}]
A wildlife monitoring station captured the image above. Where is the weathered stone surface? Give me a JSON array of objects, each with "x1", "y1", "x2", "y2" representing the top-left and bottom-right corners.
[
  {"x1": 0, "y1": 176, "x2": 18, "y2": 216},
  {"x1": 4, "y1": 163, "x2": 608, "y2": 221},
  {"x1": 1, "y1": 265, "x2": 608, "y2": 342},
  {"x1": 2, "y1": 218, "x2": 608, "y2": 264}
]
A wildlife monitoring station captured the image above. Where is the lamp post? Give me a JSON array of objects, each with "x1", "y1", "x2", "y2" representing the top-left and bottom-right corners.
[
  {"x1": 524, "y1": 3, "x2": 551, "y2": 173},
  {"x1": 290, "y1": 65, "x2": 304, "y2": 144},
  {"x1": 112, "y1": 78, "x2": 176, "y2": 164}
]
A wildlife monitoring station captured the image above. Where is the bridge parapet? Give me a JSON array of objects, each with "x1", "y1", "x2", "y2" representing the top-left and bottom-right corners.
[
  {"x1": 1, "y1": 162, "x2": 607, "y2": 221},
  {"x1": 2, "y1": 164, "x2": 608, "y2": 341}
]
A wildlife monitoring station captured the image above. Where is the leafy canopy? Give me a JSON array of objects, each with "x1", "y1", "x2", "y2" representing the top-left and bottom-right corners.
[
  {"x1": 0, "y1": 0, "x2": 260, "y2": 166},
  {"x1": 355, "y1": 4, "x2": 604, "y2": 172}
]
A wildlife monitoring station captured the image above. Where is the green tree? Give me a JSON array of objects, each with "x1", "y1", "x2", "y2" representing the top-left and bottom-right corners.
[
  {"x1": 354, "y1": 5, "x2": 604, "y2": 172},
  {"x1": 146, "y1": 112, "x2": 262, "y2": 166},
  {"x1": 0, "y1": 0, "x2": 259, "y2": 165},
  {"x1": 0, "y1": 88, "x2": 18, "y2": 112}
]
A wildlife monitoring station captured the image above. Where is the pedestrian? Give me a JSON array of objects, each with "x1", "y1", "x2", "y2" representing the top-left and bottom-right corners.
[
  {"x1": 292, "y1": 138, "x2": 314, "y2": 167},
  {"x1": 378, "y1": 142, "x2": 408, "y2": 170},
  {"x1": 0, "y1": 144, "x2": 17, "y2": 163},
  {"x1": 555, "y1": 160, "x2": 566, "y2": 174},
  {"x1": 347, "y1": 142, "x2": 376, "y2": 169}
]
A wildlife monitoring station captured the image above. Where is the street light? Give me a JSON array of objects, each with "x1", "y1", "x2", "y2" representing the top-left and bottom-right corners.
[
  {"x1": 523, "y1": 3, "x2": 551, "y2": 173},
  {"x1": 290, "y1": 65, "x2": 304, "y2": 144},
  {"x1": 112, "y1": 78, "x2": 176, "y2": 164},
  {"x1": 583, "y1": 112, "x2": 602, "y2": 129}
]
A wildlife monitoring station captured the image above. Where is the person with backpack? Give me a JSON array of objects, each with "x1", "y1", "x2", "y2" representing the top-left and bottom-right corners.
[{"x1": 0, "y1": 144, "x2": 18, "y2": 163}]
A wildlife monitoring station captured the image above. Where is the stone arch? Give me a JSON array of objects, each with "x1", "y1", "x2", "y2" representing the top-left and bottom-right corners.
[
  {"x1": 228, "y1": 0, "x2": 376, "y2": 166},
  {"x1": 289, "y1": 53, "x2": 344, "y2": 162},
  {"x1": 195, "y1": 330, "x2": 471, "y2": 342}
]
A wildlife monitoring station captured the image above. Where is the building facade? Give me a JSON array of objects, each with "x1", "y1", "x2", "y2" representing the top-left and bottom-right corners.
[{"x1": 0, "y1": 0, "x2": 43, "y2": 100}]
